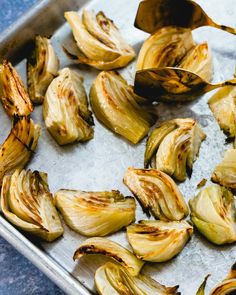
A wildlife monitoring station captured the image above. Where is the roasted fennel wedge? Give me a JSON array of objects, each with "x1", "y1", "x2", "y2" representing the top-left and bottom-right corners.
[
  {"x1": 1, "y1": 169, "x2": 63, "y2": 241},
  {"x1": 211, "y1": 149, "x2": 236, "y2": 189},
  {"x1": 209, "y1": 263, "x2": 236, "y2": 295},
  {"x1": 27, "y1": 35, "x2": 59, "y2": 104},
  {"x1": 196, "y1": 263, "x2": 236, "y2": 295},
  {"x1": 64, "y1": 10, "x2": 135, "y2": 70},
  {"x1": 43, "y1": 68, "x2": 94, "y2": 145},
  {"x1": 135, "y1": 29, "x2": 213, "y2": 101},
  {"x1": 90, "y1": 71, "x2": 155, "y2": 144},
  {"x1": 127, "y1": 220, "x2": 193, "y2": 262},
  {"x1": 178, "y1": 42, "x2": 213, "y2": 81},
  {"x1": 136, "y1": 26, "x2": 194, "y2": 71},
  {"x1": 55, "y1": 189, "x2": 135, "y2": 236},
  {"x1": 208, "y1": 86, "x2": 236, "y2": 142},
  {"x1": 0, "y1": 60, "x2": 33, "y2": 117},
  {"x1": 74, "y1": 237, "x2": 144, "y2": 276},
  {"x1": 95, "y1": 262, "x2": 180, "y2": 295},
  {"x1": 0, "y1": 116, "x2": 40, "y2": 185},
  {"x1": 123, "y1": 168, "x2": 188, "y2": 221},
  {"x1": 189, "y1": 184, "x2": 236, "y2": 245},
  {"x1": 145, "y1": 118, "x2": 206, "y2": 181}
]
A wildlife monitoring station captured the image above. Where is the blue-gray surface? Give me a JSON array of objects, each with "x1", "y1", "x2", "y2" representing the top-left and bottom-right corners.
[{"x1": 0, "y1": 1, "x2": 65, "y2": 294}]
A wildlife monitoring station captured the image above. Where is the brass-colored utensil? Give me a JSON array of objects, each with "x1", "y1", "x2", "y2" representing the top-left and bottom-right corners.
[
  {"x1": 135, "y1": 0, "x2": 236, "y2": 35},
  {"x1": 134, "y1": 67, "x2": 236, "y2": 102}
]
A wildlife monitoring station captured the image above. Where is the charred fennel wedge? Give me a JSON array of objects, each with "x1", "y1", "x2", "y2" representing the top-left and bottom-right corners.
[
  {"x1": 64, "y1": 10, "x2": 135, "y2": 70},
  {"x1": 135, "y1": 31, "x2": 213, "y2": 101},
  {"x1": 208, "y1": 86, "x2": 236, "y2": 144},
  {"x1": 178, "y1": 42, "x2": 213, "y2": 82},
  {"x1": 95, "y1": 262, "x2": 180, "y2": 295},
  {"x1": 43, "y1": 68, "x2": 94, "y2": 145},
  {"x1": 123, "y1": 167, "x2": 189, "y2": 220},
  {"x1": 135, "y1": 21, "x2": 213, "y2": 101},
  {"x1": 209, "y1": 263, "x2": 236, "y2": 295},
  {"x1": 145, "y1": 118, "x2": 206, "y2": 181},
  {"x1": 196, "y1": 263, "x2": 236, "y2": 295},
  {"x1": 27, "y1": 35, "x2": 59, "y2": 104},
  {"x1": 0, "y1": 117, "x2": 40, "y2": 185},
  {"x1": 211, "y1": 149, "x2": 236, "y2": 189},
  {"x1": 136, "y1": 26, "x2": 194, "y2": 71},
  {"x1": 134, "y1": 0, "x2": 236, "y2": 35},
  {"x1": 0, "y1": 60, "x2": 33, "y2": 117},
  {"x1": 90, "y1": 71, "x2": 155, "y2": 144},
  {"x1": 189, "y1": 184, "x2": 236, "y2": 245},
  {"x1": 127, "y1": 220, "x2": 193, "y2": 262},
  {"x1": 1, "y1": 169, "x2": 63, "y2": 241},
  {"x1": 55, "y1": 189, "x2": 135, "y2": 236},
  {"x1": 73, "y1": 237, "x2": 144, "y2": 276}
]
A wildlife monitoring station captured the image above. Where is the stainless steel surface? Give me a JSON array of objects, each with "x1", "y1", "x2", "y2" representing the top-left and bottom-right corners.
[{"x1": 0, "y1": 0, "x2": 236, "y2": 294}]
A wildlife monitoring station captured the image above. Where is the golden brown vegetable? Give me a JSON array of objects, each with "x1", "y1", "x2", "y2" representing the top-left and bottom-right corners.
[
  {"x1": 73, "y1": 237, "x2": 144, "y2": 276},
  {"x1": 196, "y1": 178, "x2": 207, "y2": 189},
  {"x1": 64, "y1": 10, "x2": 135, "y2": 70},
  {"x1": 0, "y1": 60, "x2": 33, "y2": 117},
  {"x1": 90, "y1": 71, "x2": 155, "y2": 144},
  {"x1": 134, "y1": 0, "x2": 236, "y2": 35},
  {"x1": 95, "y1": 262, "x2": 180, "y2": 295},
  {"x1": 123, "y1": 167, "x2": 189, "y2": 220},
  {"x1": 189, "y1": 184, "x2": 236, "y2": 245},
  {"x1": 134, "y1": 3, "x2": 230, "y2": 105},
  {"x1": 144, "y1": 120, "x2": 177, "y2": 168},
  {"x1": 210, "y1": 263, "x2": 236, "y2": 295},
  {"x1": 211, "y1": 149, "x2": 236, "y2": 189},
  {"x1": 208, "y1": 86, "x2": 236, "y2": 141},
  {"x1": 43, "y1": 68, "x2": 94, "y2": 145},
  {"x1": 179, "y1": 42, "x2": 213, "y2": 81},
  {"x1": 1, "y1": 169, "x2": 63, "y2": 241},
  {"x1": 135, "y1": 27, "x2": 213, "y2": 101},
  {"x1": 145, "y1": 118, "x2": 206, "y2": 181},
  {"x1": 136, "y1": 26, "x2": 194, "y2": 71},
  {"x1": 55, "y1": 189, "x2": 135, "y2": 236},
  {"x1": 196, "y1": 275, "x2": 210, "y2": 295},
  {"x1": 0, "y1": 116, "x2": 40, "y2": 185},
  {"x1": 196, "y1": 263, "x2": 236, "y2": 295},
  {"x1": 127, "y1": 220, "x2": 193, "y2": 262},
  {"x1": 27, "y1": 35, "x2": 59, "y2": 104}
]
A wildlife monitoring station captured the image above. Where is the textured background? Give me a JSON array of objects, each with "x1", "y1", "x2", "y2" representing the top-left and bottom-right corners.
[{"x1": 0, "y1": 1, "x2": 64, "y2": 294}]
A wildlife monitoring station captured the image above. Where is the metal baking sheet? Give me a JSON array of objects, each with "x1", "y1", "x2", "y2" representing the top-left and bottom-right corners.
[{"x1": 0, "y1": 0, "x2": 236, "y2": 294}]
